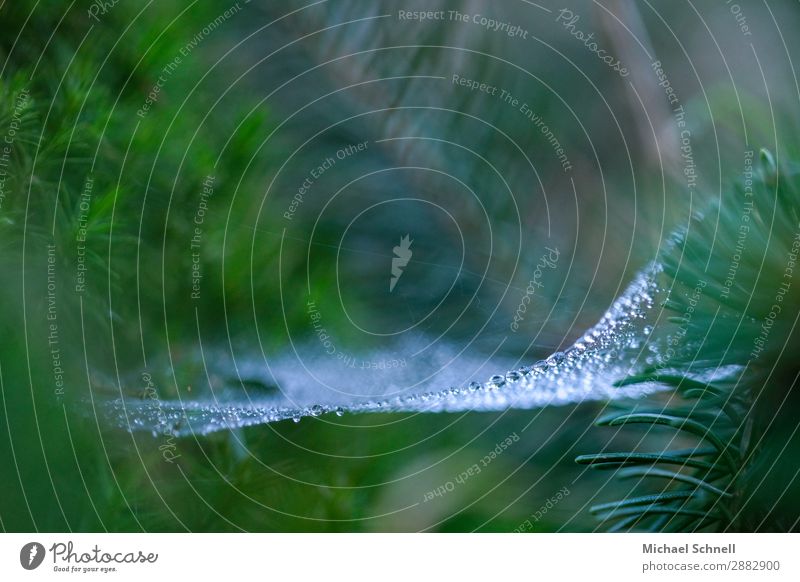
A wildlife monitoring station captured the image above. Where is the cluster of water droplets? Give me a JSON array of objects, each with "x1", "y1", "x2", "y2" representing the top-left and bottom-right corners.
[{"x1": 103, "y1": 264, "x2": 683, "y2": 437}]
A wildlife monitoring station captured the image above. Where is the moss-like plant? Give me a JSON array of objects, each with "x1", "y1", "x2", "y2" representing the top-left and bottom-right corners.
[{"x1": 578, "y1": 149, "x2": 800, "y2": 532}]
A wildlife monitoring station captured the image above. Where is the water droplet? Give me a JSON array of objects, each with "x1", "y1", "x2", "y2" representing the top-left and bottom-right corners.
[
  {"x1": 292, "y1": 415, "x2": 301, "y2": 423},
  {"x1": 310, "y1": 404, "x2": 323, "y2": 417},
  {"x1": 335, "y1": 407, "x2": 344, "y2": 417},
  {"x1": 489, "y1": 374, "x2": 506, "y2": 388},
  {"x1": 505, "y1": 371, "x2": 521, "y2": 383}
]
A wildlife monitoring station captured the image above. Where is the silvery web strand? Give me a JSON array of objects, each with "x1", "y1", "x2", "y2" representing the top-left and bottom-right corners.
[{"x1": 105, "y1": 264, "x2": 735, "y2": 437}]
